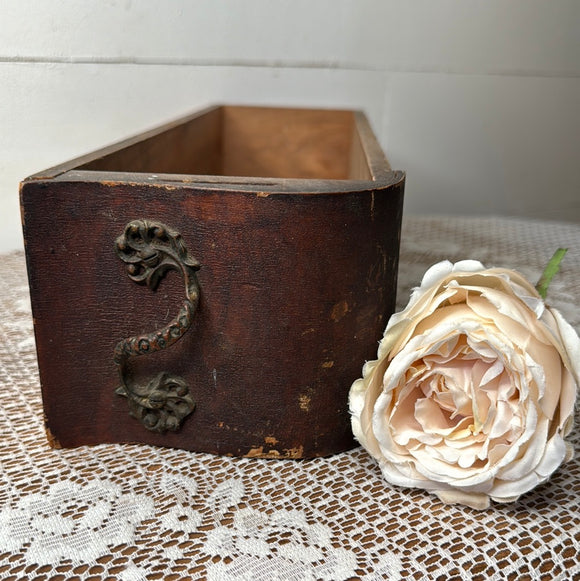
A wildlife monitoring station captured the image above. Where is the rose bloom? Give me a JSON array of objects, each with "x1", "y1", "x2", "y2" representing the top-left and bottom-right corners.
[{"x1": 349, "y1": 260, "x2": 579, "y2": 509}]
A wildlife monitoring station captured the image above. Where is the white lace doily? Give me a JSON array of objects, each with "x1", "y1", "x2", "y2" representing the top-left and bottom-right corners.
[{"x1": 0, "y1": 216, "x2": 578, "y2": 580}]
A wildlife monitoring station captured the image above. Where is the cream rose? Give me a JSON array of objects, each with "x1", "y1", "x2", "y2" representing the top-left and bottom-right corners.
[{"x1": 349, "y1": 260, "x2": 579, "y2": 510}]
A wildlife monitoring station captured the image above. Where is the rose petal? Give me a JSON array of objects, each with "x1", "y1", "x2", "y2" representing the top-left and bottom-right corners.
[
  {"x1": 479, "y1": 359, "x2": 505, "y2": 387},
  {"x1": 496, "y1": 412, "x2": 546, "y2": 481},
  {"x1": 558, "y1": 369, "x2": 577, "y2": 434},
  {"x1": 490, "y1": 472, "x2": 540, "y2": 502},
  {"x1": 435, "y1": 489, "x2": 490, "y2": 510},
  {"x1": 452, "y1": 260, "x2": 487, "y2": 274},
  {"x1": 457, "y1": 452, "x2": 478, "y2": 469},
  {"x1": 420, "y1": 260, "x2": 455, "y2": 289},
  {"x1": 545, "y1": 307, "x2": 580, "y2": 385},
  {"x1": 409, "y1": 447, "x2": 491, "y2": 484},
  {"x1": 534, "y1": 434, "x2": 567, "y2": 478},
  {"x1": 349, "y1": 358, "x2": 390, "y2": 459},
  {"x1": 487, "y1": 442, "x2": 511, "y2": 465},
  {"x1": 373, "y1": 392, "x2": 410, "y2": 461},
  {"x1": 485, "y1": 400, "x2": 514, "y2": 440},
  {"x1": 414, "y1": 398, "x2": 453, "y2": 434},
  {"x1": 378, "y1": 459, "x2": 431, "y2": 490}
]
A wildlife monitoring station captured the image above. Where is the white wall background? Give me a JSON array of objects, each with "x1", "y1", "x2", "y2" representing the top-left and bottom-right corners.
[{"x1": 1, "y1": 0, "x2": 579, "y2": 252}]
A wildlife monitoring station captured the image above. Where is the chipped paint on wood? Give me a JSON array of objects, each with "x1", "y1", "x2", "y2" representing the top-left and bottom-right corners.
[
  {"x1": 330, "y1": 300, "x2": 349, "y2": 322},
  {"x1": 283, "y1": 446, "x2": 304, "y2": 459},
  {"x1": 299, "y1": 393, "x2": 311, "y2": 412},
  {"x1": 45, "y1": 422, "x2": 62, "y2": 449},
  {"x1": 245, "y1": 446, "x2": 281, "y2": 458},
  {"x1": 243, "y1": 444, "x2": 304, "y2": 459}
]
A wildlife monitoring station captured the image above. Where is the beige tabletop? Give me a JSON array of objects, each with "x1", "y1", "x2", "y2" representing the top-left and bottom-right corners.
[{"x1": 0, "y1": 215, "x2": 578, "y2": 580}]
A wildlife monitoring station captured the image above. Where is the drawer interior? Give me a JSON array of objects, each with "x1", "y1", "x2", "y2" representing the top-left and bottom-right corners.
[{"x1": 78, "y1": 106, "x2": 373, "y2": 181}]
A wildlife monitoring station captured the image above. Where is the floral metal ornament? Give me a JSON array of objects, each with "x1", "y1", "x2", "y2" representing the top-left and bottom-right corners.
[{"x1": 114, "y1": 219, "x2": 200, "y2": 433}]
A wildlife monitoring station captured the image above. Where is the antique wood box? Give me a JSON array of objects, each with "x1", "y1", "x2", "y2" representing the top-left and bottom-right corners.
[{"x1": 21, "y1": 105, "x2": 405, "y2": 458}]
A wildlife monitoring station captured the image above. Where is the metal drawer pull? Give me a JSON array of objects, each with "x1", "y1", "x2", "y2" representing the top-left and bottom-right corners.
[{"x1": 114, "y1": 220, "x2": 200, "y2": 433}]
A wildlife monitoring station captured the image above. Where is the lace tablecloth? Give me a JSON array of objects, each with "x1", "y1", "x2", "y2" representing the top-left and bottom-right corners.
[{"x1": 1, "y1": 216, "x2": 579, "y2": 580}]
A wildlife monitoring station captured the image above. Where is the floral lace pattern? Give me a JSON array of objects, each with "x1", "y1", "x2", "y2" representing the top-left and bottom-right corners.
[
  {"x1": 204, "y1": 507, "x2": 361, "y2": 581},
  {"x1": 0, "y1": 216, "x2": 578, "y2": 580},
  {"x1": 0, "y1": 481, "x2": 154, "y2": 565}
]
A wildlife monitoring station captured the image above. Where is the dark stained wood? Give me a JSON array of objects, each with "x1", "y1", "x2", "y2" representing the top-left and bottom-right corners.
[{"x1": 21, "y1": 105, "x2": 405, "y2": 458}]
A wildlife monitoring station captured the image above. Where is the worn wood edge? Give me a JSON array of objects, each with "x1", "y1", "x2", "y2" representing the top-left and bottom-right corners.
[
  {"x1": 22, "y1": 105, "x2": 402, "y2": 190},
  {"x1": 41, "y1": 169, "x2": 405, "y2": 195},
  {"x1": 353, "y1": 111, "x2": 392, "y2": 181},
  {"x1": 44, "y1": 418, "x2": 63, "y2": 449},
  {"x1": 35, "y1": 430, "x2": 351, "y2": 459}
]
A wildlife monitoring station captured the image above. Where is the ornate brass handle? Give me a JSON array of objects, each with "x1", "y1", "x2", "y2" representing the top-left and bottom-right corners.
[{"x1": 114, "y1": 220, "x2": 200, "y2": 433}]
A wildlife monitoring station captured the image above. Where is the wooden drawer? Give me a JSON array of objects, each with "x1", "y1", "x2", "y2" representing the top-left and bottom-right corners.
[{"x1": 21, "y1": 105, "x2": 405, "y2": 458}]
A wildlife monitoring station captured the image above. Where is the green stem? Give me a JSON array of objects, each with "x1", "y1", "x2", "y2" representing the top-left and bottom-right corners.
[{"x1": 536, "y1": 248, "x2": 567, "y2": 299}]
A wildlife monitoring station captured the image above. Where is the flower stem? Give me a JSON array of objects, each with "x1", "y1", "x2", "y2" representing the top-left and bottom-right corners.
[{"x1": 536, "y1": 248, "x2": 568, "y2": 299}]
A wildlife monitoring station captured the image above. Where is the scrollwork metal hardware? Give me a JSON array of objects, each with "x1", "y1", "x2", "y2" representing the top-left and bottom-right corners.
[{"x1": 114, "y1": 220, "x2": 200, "y2": 433}]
